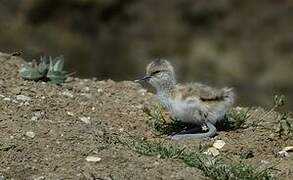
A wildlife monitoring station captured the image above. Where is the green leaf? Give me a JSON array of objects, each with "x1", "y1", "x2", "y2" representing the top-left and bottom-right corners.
[{"x1": 53, "y1": 56, "x2": 64, "y2": 72}]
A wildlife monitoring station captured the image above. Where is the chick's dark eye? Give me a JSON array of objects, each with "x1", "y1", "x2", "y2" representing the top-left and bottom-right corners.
[{"x1": 151, "y1": 71, "x2": 161, "y2": 76}]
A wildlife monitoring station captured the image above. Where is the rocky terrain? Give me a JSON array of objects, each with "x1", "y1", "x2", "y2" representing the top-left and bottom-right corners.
[{"x1": 0, "y1": 52, "x2": 293, "y2": 180}]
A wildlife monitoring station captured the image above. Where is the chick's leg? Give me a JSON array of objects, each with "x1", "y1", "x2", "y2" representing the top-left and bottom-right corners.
[{"x1": 171, "y1": 122, "x2": 216, "y2": 140}]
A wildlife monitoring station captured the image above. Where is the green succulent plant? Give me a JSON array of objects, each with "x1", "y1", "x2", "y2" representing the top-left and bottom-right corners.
[
  {"x1": 19, "y1": 55, "x2": 67, "y2": 84},
  {"x1": 46, "y1": 56, "x2": 67, "y2": 84},
  {"x1": 19, "y1": 57, "x2": 49, "y2": 81}
]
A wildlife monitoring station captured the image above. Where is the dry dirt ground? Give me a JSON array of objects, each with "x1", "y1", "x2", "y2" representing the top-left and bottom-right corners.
[{"x1": 0, "y1": 52, "x2": 293, "y2": 180}]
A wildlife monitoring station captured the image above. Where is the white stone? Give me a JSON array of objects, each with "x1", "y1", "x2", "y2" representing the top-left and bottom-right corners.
[
  {"x1": 25, "y1": 131, "x2": 35, "y2": 138},
  {"x1": 62, "y1": 91, "x2": 74, "y2": 98},
  {"x1": 138, "y1": 89, "x2": 147, "y2": 96},
  {"x1": 204, "y1": 147, "x2": 220, "y2": 157},
  {"x1": 83, "y1": 87, "x2": 90, "y2": 92},
  {"x1": 97, "y1": 88, "x2": 103, "y2": 93},
  {"x1": 213, "y1": 140, "x2": 226, "y2": 149},
  {"x1": 79, "y1": 116, "x2": 91, "y2": 124},
  {"x1": 3, "y1": 97, "x2": 11, "y2": 101},
  {"x1": 86, "y1": 156, "x2": 101, "y2": 162},
  {"x1": 153, "y1": 162, "x2": 160, "y2": 166},
  {"x1": 16, "y1": 95, "x2": 31, "y2": 101},
  {"x1": 33, "y1": 176, "x2": 45, "y2": 180},
  {"x1": 81, "y1": 93, "x2": 92, "y2": 98},
  {"x1": 261, "y1": 160, "x2": 269, "y2": 164},
  {"x1": 67, "y1": 112, "x2": 74, "y2": 116},
  {"x1": 31, "y1": 116, "x2": 38, "y2": 121},
  {"x1": 31, "y1": 112, "x2": 43, "y2": 121}
]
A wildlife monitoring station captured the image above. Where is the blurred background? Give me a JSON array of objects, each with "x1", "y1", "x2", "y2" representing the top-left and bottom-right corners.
[{"x1": 0, "y1": 0, "x2": 293, "y2": 110}]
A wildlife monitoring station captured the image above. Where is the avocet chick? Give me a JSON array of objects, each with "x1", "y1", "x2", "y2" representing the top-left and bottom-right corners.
[{"x1": 137, "y1": 59, "x2": 235, "y2": 140}]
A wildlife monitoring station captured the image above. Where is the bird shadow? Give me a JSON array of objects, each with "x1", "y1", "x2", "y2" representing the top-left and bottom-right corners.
[{"x1": 143, "y1": 105, "x2": 248, "y2": 135}]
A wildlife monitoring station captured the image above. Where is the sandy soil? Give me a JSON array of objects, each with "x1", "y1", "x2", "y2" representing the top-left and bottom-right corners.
[{"x1": 0, "y1": 52, "x2": 292, "y2": 180}]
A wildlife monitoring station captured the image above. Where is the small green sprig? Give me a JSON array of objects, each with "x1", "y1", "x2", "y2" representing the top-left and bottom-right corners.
[
  {"x1": 275, "y1": 112, "x2": 293, "y2": 137},
  {"x1": 257, "y1": 95, "x2": 286, "y2": 123},
  {"x1": 143, "y1": 104, "x2": 187, "y2": 135},
  {"x1": 121, "y1": 137, "x2": 275, "y2": 180},
  {"x1": 221, "y1": 108, "x2": 250, "y2": 130}
]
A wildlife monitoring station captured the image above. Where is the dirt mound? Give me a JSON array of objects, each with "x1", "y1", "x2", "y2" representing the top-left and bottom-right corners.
[
  {"x1": 0, "y1": 53, "x2": 206, "y2": 179},
  {"x1": 0, "y1": 52, "x2": 292, "y2": 179}
]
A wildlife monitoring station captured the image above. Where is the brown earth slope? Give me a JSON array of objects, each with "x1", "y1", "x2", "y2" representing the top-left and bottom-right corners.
[{"x1": 0, "y1": 52, "x2": 293, "y2": 180}]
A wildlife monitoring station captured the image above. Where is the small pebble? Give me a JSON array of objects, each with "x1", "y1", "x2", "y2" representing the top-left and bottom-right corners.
[
  {"x1": 79, "y1": 117, "x2": 91, "y2": 124},
  {"x1": 204, "y1": 147, "x2": 220, "y2": 157},
  {"x1": 16, "y1": 95, "x2": 31, "y2": 101},
  {"x1": 31, "y1": 116, "x2": 38, "y2": 121},
  {"x1": 86, "y1": 156, "x2": 101, "y2": 162},
  {"x1": 83, "y1": 87, "x2": 90, "y2": 92},
  {"x1": 67, "y1": 112, "x2": 74, "y2": 116},
  {"x1": 3, "y1": 97, "x2": 11, "y2": 101},
  {"x1": 153, "y1": 162, "x2": 160, "y2": 166},
  {"x1": 25, "y1": 131, "x2": 35, "y2": 138},
  {"x1": 261, "y1": 160, "x2": 269, "y2": 164},
  {"x1": 62, "y1": 91, "x2": 74, "y2": 98},
  {"x1": 97, "y1": 89, "x2": 103, "y2": 93},
  {"x1": 138, "y1": 89, "x2": 147, "y2": 96},
  {"x1": 33, "y1": 176, "x2": 45, "y2": 180},
  {"x1": 81, "y1": 93, "x2": 92, "y2": 98},
  {"x1": 213, "y1": 140, "x2": 226, "y2": 149},
  {"x1": 31, "y1": 112, "x2": 43, "y2": 121}
]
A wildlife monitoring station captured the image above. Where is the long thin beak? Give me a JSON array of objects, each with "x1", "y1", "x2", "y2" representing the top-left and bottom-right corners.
[{"x1": 134, "y1": 76, "x2": 151, "y2": 82}]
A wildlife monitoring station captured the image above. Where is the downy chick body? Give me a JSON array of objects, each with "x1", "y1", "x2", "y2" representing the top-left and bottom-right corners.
[{"x1": 140, "y1": 59, "x2": 235, "y2": 140}]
